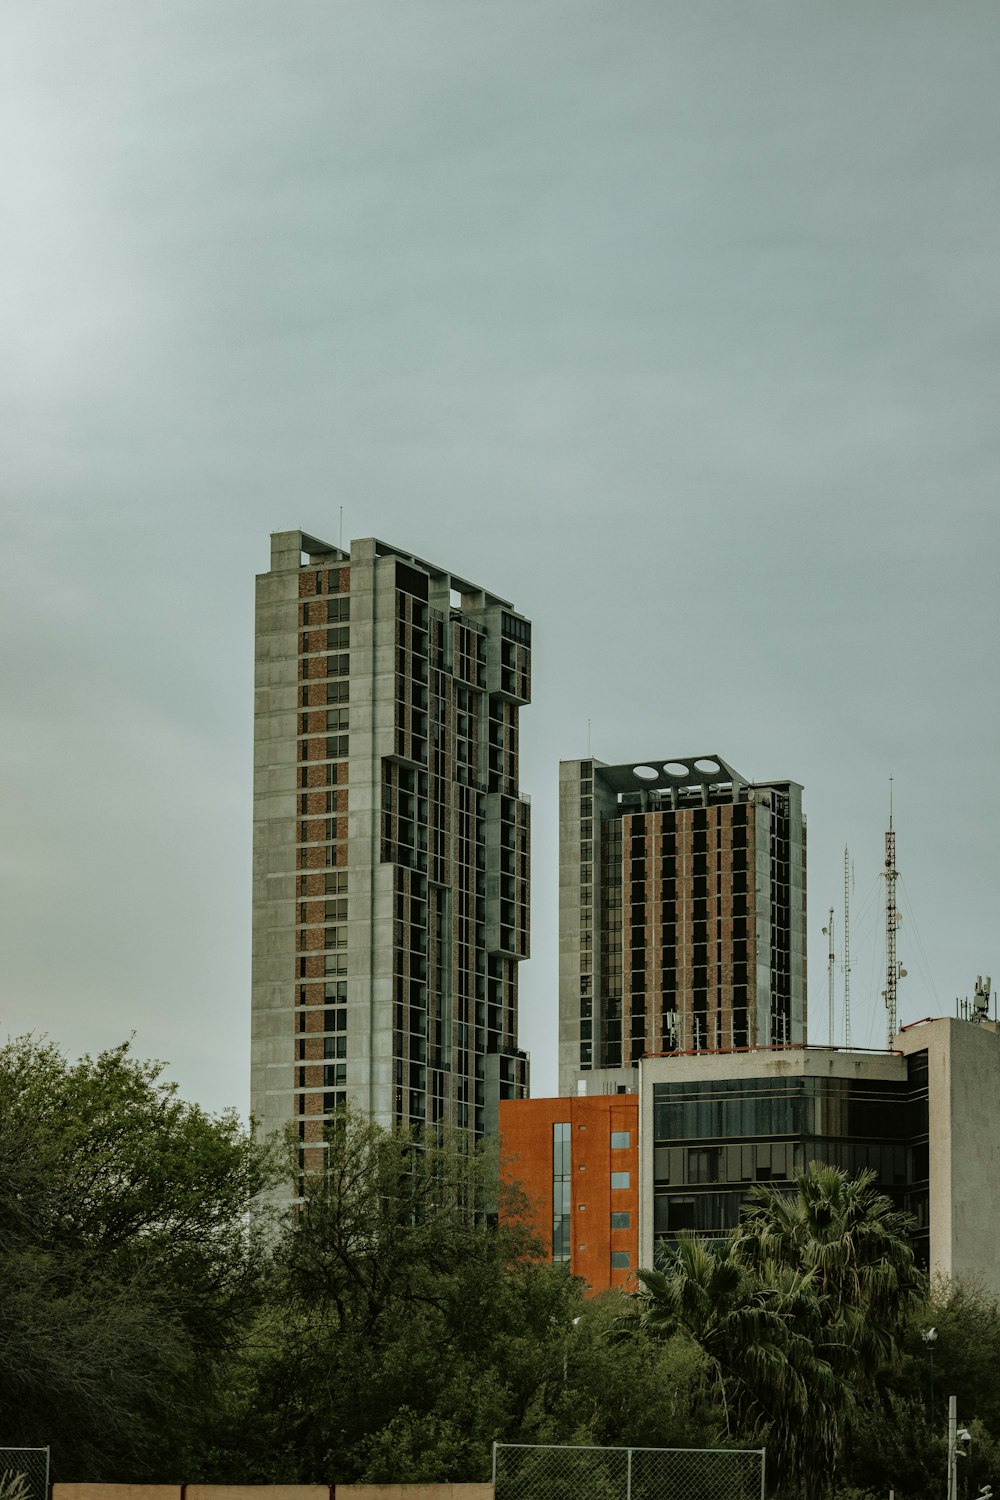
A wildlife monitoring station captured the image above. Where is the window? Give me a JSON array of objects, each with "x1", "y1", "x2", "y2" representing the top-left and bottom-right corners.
[
  {"x1": 552, "y1": 1122, "x2": 571, "y2": 1265},
  {"x1": 611, "y1": 1211, "x2": 631, "y2": 1230},
  {"x1": 688, "y1": 1147, "x2": 721, "y2": 1184},
  {"x1": 611, "y1": 1131, "x2": 631, "y2": 1150},
  {"x1": 611, "y1": 1251, "x2": 631, "y2": 1269},
  {"x1": 667, "y1": 1197, "x2": 696, "y2": 1231},
  {"x1": 611, "y1": 1172, "x2": 630, "y2": 1190}
]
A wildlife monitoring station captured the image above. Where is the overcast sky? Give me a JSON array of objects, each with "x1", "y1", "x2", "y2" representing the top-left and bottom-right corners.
[{"x1": 2, "y1": 1, "x2": 998, "y2": 1116}]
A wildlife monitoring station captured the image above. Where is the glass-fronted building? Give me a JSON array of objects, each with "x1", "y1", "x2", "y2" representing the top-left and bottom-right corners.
[
  {"x1": 638, "y1": 1043, "x2": 936, "y2": 1269},
  {"x1": 649, "y1": 1055, "x2": 929, "y2": 1264}
]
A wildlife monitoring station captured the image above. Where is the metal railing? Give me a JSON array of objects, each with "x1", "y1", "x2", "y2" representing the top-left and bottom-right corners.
[
  {"x1": 0, "y1": 1449, "x2": 50, "y2": 1500},
  {"x1": 493, "y1": 1441, "x2": 765, "y2": 1500}
]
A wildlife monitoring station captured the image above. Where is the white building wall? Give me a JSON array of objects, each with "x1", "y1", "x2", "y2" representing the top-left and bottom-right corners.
[{"x1": 898, "y1": 1017, "x2": 1000, "y2": 1293}]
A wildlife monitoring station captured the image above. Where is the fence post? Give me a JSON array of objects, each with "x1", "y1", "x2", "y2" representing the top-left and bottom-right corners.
[{"x1": 626, "y1": 1446, "x2": 632, "y2": 1500}]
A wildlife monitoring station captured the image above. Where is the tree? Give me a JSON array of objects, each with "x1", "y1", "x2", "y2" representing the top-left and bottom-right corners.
[
  {"x1": 735, "y1": 1162, "x2": 923, "y2": 1371},
  {"x1": 840, "y1": 1279, "x2": 1000, "y2": 1500},
  {"x1": 279, "y1": 1110, "x2": 532, "y2": 1332},
  {"x1": 0, "y1": 1036, "x2": 280, "y2": 1479},
  {"x1": 212, "y1": 1110, "x2": 720, "y2": 1484},
  {"x1": 626, "y1": 1234, "x2": 848, "y2": 1492},
  {"x1": 563, "y1": 1290, "x2": 717, "y2": 1452},
  {"x1": 214, "y1": 1111, "x2": 579, "y2": 1482},
  {"x1": 625, "y1": 1165, "x2": 925, "y2": 1496}
]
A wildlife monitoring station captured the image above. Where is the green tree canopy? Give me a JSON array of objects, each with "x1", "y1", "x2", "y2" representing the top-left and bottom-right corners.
[
  {"x1": 627, "y1": 1164, "x2": 924, "y2": 1497},
  {"x1": 735, "y1": 1162, "x2": 923, "y2": 1368},
  {"x1": 211, "y1": 1110, "x2": 719, "y2": 1484},
  {"x1": 628, "y1": 1235, "x2": 847, "y2": 1492},
  {"x1": 0, "y1": 1036, "x2": 280, "y2": 1479}
]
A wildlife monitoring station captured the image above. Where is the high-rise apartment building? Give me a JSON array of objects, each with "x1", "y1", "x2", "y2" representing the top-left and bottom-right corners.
[
  {"x1": 252, "y1": 531, "x2": 531, "y2": 1166},
  {"x1": 558, "y1": 754, "x2": 806, "y2": 1096}
]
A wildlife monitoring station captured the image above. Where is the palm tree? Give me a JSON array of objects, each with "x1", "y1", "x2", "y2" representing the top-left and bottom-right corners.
[
  {"x1": 724, "y1": 1162, "x2": 925, "y2": 1496},
  {"x1": 628, "y1": 1234, "x2": 849, "y2": 1493},
  {"x1": 628, "y1": 1165, "x2": 922, "y2": 1496},
  {"x1": 734, "y1": 1162, "x2": 923, "y2": 1370}
]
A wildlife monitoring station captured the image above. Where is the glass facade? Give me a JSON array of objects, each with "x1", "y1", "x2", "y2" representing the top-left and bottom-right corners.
[
  {"x1": 552, "y1": 1123, "x2": 571, "y2": 1263},
  {"x1": 651, "y1": 1052, "x2": 930, "y2": 1261}
]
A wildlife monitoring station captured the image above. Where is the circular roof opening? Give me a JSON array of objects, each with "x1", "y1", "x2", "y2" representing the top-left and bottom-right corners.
[
  {"x1": 663, "y1": 762, "x2": 690, "y2": 778},
  {"x1": 633, "y1": 765, "x2": 659, "y2": 782},
  {"x1": 694, "y1": 758, "x2": 721, "y2": 774}
]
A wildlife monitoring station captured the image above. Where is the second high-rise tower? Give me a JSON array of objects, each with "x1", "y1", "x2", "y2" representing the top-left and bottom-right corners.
[{"x1": 558, "y1": 753, "x2": 806, "y2": 1095}]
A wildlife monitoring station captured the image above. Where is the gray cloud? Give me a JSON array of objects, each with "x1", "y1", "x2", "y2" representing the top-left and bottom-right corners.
[{"x1": 2, "y1": 0, "x2": 998, "y2": 1105}]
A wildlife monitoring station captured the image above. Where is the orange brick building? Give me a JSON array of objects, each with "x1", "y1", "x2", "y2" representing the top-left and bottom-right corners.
[{"x1": 500, "y1": 1092, "x2": 638, "y2": 1293}]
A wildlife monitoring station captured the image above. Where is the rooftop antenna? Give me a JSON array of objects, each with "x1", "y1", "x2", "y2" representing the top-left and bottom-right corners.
[
  {"x1": 587, "y1": 718, "x2": 591, "y2": 757},
  {"x1": 882, "y1": 777, "x2": 905, "y2": 1046},
  {"x1": 973, "y1": 975, "x2": 992, "y2": 1023},
  {"x1": 339, "y1": 505, "x2": 344, "y2": 551},
  {"x1": 843, "y1": 845, "x2": 852, "y2": 1047},
  {"x1": 821, "y1": 907, "x2": 835, "y2": 1045}
]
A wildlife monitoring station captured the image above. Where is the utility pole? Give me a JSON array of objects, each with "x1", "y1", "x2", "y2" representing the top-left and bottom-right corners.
[
  {"x1": 882, "y1": 782, "x2": 904, "y2": 1047},
  {"x1": 947, "y1": 1396, "x2": 973, "y2": 1500},
  {"x1": 843, "y1": 845, "x2": 852, "y2": 1047},
  {"x1": 822, "y1": 907, "x2": 835, "y2": 1045}
]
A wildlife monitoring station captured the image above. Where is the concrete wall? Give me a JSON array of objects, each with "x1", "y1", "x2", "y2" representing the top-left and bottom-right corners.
[
  {"x1": 897, "y1": 1016, "x2": 1000, "y2": 1294},
  {"x1": 557, "y1": 759, "x2": 584, "y2": 1097},
  {"x1": 53, "y1": 1488, "x2": 183, "y2": 1500},
  {"x1": 251, "y1": 531, "x2": 306, "y2": 1136},
  {"x1": 342, "y1": 539, "x2": 399, "y2": 1126}
]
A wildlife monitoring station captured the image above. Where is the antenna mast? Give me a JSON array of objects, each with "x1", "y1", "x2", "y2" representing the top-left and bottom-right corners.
[
  {"x1": 883, "y1": 781, "x2": 901, "y2": 1045},
  {"x1": 823, "y1": 907, "x2": 835, "y2": 1045},
  {"x1": 843, "y1": 845, "x2": 852, "y2": 1047}
]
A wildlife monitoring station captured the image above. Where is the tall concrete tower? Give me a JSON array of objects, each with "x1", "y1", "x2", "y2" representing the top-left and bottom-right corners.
[
  {"x1": 252, "y1": 531, "x2": 531, "y2": 1175},
  {"x1": 558, "y1": 754, "x2": 806, "y2": 1097}
]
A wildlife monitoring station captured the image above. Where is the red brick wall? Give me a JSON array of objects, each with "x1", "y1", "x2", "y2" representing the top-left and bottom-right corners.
[{"x1": 500, "y1": 1094, "x2": 639, "y2": 1294}]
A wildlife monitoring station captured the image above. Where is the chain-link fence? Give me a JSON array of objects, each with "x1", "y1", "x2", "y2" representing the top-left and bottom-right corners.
[
  {"x1": 0, "y1": 1449, "x2": 50, "y2": 1500},
  {"x1": 493, "y1": 1441, "x2": 765, "y2": 1500}
]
